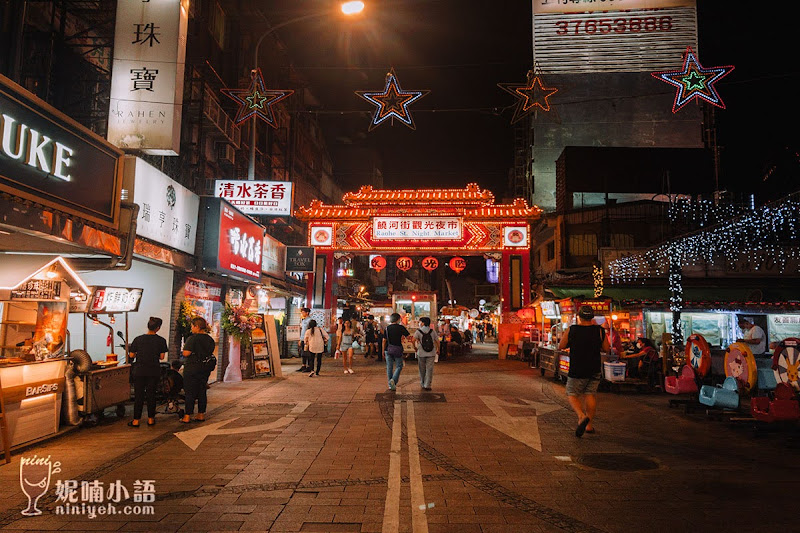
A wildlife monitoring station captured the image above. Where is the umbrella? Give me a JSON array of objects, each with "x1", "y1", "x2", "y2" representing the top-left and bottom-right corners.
[{"x1": 440, "y1": 305, "x2": 469, "y2": 316}]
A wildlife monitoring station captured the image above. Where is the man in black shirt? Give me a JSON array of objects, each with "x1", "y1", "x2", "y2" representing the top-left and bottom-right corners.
[
  {"x1": 559, "y1": 306, "x2": 610, "y2": 437},
  {"x1": 383, "y1": 313, "x2": 410, "y2": 391}
]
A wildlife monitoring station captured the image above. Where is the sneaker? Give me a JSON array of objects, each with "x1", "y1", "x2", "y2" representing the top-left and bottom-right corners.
[
  {"x1": 344, "y1": 370, "x2": 349, "y2": 374},
  {"x1": 309, "y1": 372, "x2": 315, "y2": 377},
  {"x1": 389, "y1": 379, "x2": 396, "y2": 390},
  {"x1": 348, "y1": 368, "x2": 354, "y2": 374}
]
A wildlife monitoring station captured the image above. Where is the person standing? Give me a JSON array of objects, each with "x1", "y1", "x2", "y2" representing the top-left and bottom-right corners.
[
  {"x1": 338, "y1": 320, "x2": 356, "y2": 374},
  {"x1": 375, "y1": 317, "x2": 386, "y2": 362},
  {"x1": 364, "y1": 316, "x2": 377, "y2": 357},
  {"x1": 737, "y1": 316, "x2": 767, "y2": 356},
  {"x1": 559, "y1": 306, "x2": 610, "y2": 437},
  {"x1": 127, "y1": 317, "x2": 168, "y2": 427},
  {"x1": 298, "y1": 307, "x2": 312, "y2": 372},
  {"x1": 384, "y1": 313, "x2": 410, "y2": 391},
  {"x1": 303, "y1": 319, "x2": 329, "y2": 377},
  {"x1": 181, "y1": 317, "x2": 216, "y2": 423},
  {"x1": 413, "y1": 317, "x2": 439, "y2": 390}
]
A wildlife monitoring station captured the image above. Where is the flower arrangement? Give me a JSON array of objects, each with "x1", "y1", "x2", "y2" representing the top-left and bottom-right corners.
[
  {"x1": 176, "y1": 301, "x2": 197, "y2": 342},
  {"x1": 221, "y1": 303, "x2": 260, "y2": 347}
]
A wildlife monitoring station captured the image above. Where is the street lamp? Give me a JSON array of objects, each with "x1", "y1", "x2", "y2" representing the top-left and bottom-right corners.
[{"x1": 247, "y1": 1, "x2": 366, "y2": 179}]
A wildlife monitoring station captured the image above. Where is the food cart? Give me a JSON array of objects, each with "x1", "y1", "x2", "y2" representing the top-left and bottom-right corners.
[
  {"x1": 69, "y1": 285, "x2": 143, "y2": 420},
  {"x1": 0, "y1": 256, "x2": 92, "y2": 452},
  {"x1": 392, "y1": 291, "x2": 438, "y2": 355}
]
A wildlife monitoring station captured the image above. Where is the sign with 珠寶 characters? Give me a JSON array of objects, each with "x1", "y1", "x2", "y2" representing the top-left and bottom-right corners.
[
  {"x1": 215, "y1": 180, "x2": 293, "y2": 216},
  {"x1": 107, "y1": 0, "x2": 189, "y2": 155}
]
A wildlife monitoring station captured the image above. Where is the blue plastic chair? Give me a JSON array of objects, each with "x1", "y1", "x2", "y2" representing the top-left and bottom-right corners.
[
  {"x1": 756, "y1": 358, "x2": 777, "y2": 391},
  {"x1": 699, "y1": 376, "x2": 740, "y2": 409}
]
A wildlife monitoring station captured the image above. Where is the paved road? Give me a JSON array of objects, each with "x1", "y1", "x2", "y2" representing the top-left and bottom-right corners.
[{"x1": 1, "y1": 343, "x2": 797, "y2": 532}]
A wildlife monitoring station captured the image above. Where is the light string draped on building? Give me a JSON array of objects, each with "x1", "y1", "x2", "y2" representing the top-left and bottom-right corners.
[
  {"x1": 667, "y1": 197, "x2": 750, "y2": 227},
  {"x1": 607, "y1": 193, "x2": 800, "y2": 284}
]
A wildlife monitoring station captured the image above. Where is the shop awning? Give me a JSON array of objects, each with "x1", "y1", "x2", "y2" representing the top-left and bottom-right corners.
[
  {"x1": 547, "y1": 284, "x2": 800, "y2": 307},
  {"x1": 0, "y1": 255, "x2": 91, "y2": 295}
]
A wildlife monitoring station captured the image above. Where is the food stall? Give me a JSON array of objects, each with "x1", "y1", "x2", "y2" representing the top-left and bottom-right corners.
[
  {"x1": 392, "y1": 291, "x2": 438, "y2": 354},
  {"x1": 0, "y1": 256, "x2": 91, "y2": 450}
]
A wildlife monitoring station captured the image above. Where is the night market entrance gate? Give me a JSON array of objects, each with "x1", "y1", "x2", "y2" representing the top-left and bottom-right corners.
[{"x1": 296, "y1": 184, "x2": 541, "y2": 339}]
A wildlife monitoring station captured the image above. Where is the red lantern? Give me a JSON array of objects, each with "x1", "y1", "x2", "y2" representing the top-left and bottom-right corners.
[
  {"x1": 396, "y1": 257, "x2": 413, "y2": 271},
  {"x1": 421, "y1": 256, "x2": 439, "y2": 271},
  {"x1": 371, "y1": 255, "x2": 387, "y2": 272},
  {"x1": 448, "y1": 256, "x2": 466, "y2": 273},
  {"x1": 517, "y1": 307, "x2": 537, "y2": 321}
]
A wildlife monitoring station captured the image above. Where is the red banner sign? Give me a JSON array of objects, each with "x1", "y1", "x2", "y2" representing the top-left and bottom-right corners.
[
  {"x1": 217, "y1": 203, "x2": 264, "y2": 281},
  {"x1": 576, "y1": 298, "x2": 612, "y2": 315},
  {"x1": 185, "y1": 278, "x2": 222, "y2": 302}
]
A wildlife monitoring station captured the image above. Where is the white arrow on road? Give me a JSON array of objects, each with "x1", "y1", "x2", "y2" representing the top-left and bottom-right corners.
[
  {"x1": 473, "y1": 396, "x2": 561, "y2": 452},
  {"x1": 175, "y1": 401, "x2": 310, "y2": 450}
]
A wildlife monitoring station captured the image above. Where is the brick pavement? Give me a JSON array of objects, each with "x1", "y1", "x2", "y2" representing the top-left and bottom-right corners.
[{"x1": 1, "y1": 344, "x2": 798, "y2": 532}]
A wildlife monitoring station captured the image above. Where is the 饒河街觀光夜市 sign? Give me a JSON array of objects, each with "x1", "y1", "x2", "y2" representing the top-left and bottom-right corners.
[
  {"x1": 215, "y1": 180, "x2": 293, "y2": 216},
  {"x1": 0, "y1": 74, "x2": 123, "y2": 228},
  {"x1": 128, "y1": 156, "x2": 199, "y2": 254},
  {"x1": 373, "y1": 217, "x2": 462, "y2": 240},
  {"x1": 201, "y1": 197, "x2": 265, "y2": 282}
]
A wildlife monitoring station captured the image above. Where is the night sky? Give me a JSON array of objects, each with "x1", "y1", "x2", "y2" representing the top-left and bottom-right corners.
[{"x1": 267, "y1": 1, "x2": 799, "y2": 203}]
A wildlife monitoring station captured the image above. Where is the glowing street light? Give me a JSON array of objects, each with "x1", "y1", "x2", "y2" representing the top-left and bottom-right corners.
[{"x1": 341, "y1": 1, "x2": 365, "y2": 16}]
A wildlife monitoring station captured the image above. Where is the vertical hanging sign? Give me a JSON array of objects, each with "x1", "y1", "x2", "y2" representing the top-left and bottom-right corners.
[{"x1": 107, "y1": 0, "x2": 189, "y2": 155}]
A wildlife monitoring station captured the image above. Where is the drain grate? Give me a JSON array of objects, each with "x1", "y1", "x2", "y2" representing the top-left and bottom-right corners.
[
  {"x1": 577, "y1": 453, "x2": 659, "y2": 472},
  {"x1": 375, "y1": 392, "x2": 447, "y2": 402}
]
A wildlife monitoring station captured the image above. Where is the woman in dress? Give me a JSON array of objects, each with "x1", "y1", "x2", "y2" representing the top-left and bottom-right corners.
[
  {"x1": 337, "y1": 320, "x2": 355, "y2": 374},
  {"x1": 180, "y1": 317, "x2": 216, "y2": 423}
]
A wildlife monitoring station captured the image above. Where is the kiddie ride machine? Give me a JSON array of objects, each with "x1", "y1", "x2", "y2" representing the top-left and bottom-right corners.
[
  {"x1": 64, "y1": 286, "x2": 142, "y2": 426},
  {"x1": 667, "y1": 333, "x2": 800, "y2": 426}
]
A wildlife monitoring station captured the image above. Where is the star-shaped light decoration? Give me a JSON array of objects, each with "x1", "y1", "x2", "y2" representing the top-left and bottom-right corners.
[
  {"x1": 498, "y1": 71, "x2": 558, "y2": 124},
  {"x1": 221, "y1": 68, "x2": 294, "y2": 127},
  {"x1": 355, "y1": 68, "x2": 429, "y2": 131},
  {"x1": 652, "y1": 47, "x2": 735, "y2": 113}
]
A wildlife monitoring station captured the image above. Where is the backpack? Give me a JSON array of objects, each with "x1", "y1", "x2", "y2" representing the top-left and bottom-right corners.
[{"x1": 420, "y1": 329, "x2": 435, "y2": 352}]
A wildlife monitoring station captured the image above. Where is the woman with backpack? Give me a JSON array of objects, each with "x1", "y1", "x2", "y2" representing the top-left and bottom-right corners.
[
  {"x1": 413, "y1": 316, "x2": 439, "y2": 390},
  {"x1": 303, "y1": 319, "x2": 329, "y2": 377},
  {"x1": 180, "y1": 317, "x2": 216, "y2": 423}
]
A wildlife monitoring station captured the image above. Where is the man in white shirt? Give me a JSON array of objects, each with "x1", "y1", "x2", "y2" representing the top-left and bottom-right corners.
[{"x1": 737, "y1": 316, "x2": 767, "y2": 355}]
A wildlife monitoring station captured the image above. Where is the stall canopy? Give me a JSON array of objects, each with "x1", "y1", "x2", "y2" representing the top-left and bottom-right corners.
[
  {"x1": 0, "y1": 255, "x2": 91, "y2": 298},
  {"x1": 547, "y1": 285, "x2": 800, "y2": 306}
]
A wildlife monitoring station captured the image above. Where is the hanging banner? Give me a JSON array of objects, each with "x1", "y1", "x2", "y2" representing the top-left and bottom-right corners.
[
  {"x1": 129, "y1": 156, "x2": 198, "y2": 253},
  {"x1": 215, "y1": 180, "x2": 293, "y2": 216},
  {"x1": 185, "y1": 278, "x2": 222, "y2": 302},
  {"x1": 107, "y1": 0, "x2": 189, "y2": 155}
]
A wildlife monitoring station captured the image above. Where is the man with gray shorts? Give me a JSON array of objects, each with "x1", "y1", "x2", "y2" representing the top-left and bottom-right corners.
[{"x1": 559, "y1": 306, "x2": 610, "y2": 437}]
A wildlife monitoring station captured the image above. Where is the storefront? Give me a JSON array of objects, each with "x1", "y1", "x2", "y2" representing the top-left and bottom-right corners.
[{"x1": 0, "y1": 256, "x2": 91, "y2": 448}]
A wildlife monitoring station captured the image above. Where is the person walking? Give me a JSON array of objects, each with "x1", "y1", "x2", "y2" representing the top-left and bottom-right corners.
[
  {"x1": 180, "y1": 317, "x2": 216, "y2": 424},
  {"x1": 364, "y1": 316, "x2": 377, "y2": 357},
  {"x1": 338, "y1": 320, "x2": 356, "y2": 374},
  {"x1": 413, "y1": 316, "x2": 439, "y2": 390},
  {"x1": 329, "y1": 317, "x2": 343, "y2": 357},
  {"x1": 384, "y1": 313, "x2": 410, "y2": 391},
  {"x1": 559, "y1": 306, "x2": 610, "y2": 437},
  {"x1": 298, "y1": 307, "x2": 312, "y2": 372},
  {"x1": 127, "y1": 317, "x2": 168, "y2": 427},
  {"x1": 303, "y1": 319, "x2": 329, "y2": 377}
]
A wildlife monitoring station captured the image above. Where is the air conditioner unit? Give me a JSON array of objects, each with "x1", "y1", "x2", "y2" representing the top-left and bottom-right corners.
[{"x1": 217, "y1": 143, "x2": 235, "y2": 166}]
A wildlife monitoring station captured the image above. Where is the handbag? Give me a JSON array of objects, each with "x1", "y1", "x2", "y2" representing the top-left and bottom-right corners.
[{"x1": 201, "y1": 354, "x2": 217, "y2": 373}]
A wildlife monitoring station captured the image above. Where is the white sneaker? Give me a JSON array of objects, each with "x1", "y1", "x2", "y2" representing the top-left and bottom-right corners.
[
  {"x1": 309, "y1": 372, "x2": 315, "y2": 377},
  {"x1": 344, "y1": 370, "x2": 349, "y2": 374},
  {"x1": 347, "y1": 368, "x2": 354, "y2": 374}
]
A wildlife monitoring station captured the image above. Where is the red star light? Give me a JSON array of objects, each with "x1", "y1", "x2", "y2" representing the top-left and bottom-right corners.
[
  {"x1": 498, "y1": 74, "x2": 558, "y2": 123},
  {"x1": 652, "y1": 47, "x2": 735, "y2": 113},
  {"x1": 221, "y1": 68, "x2": 293, "y2": 127},
  {"x1": 356, "y1": 69, "x2": 429, "y2": 131}
]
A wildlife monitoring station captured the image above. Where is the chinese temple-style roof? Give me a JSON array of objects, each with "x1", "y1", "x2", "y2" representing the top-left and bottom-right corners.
[{"x1": 297, "y1": 184, "x2": 542, "y2": 221}]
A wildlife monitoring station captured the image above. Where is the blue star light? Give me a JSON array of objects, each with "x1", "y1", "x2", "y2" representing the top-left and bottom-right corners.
[
  {"x1": 356, "y1": 69, "x2": 429, "y2": 131},
  {"x1": 652, "y1": 47, "x2": 735, "y2": 113},
  {"x1": 221, "y1": 68, "x2": 293, "y2": 127}
]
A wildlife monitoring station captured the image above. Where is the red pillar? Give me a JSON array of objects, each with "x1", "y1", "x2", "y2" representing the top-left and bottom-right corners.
[
  {"x1": 323, "y1": 250, "x2": 334, "y2": 310},
  {"x1": 305, "y1": 272, "x2": 314, "y2": 308},
  {"x1": 501, "y1": 251, "x2": 511, "y2": 314},
  {"x1": 522, "y1": 249, "x2": 531, "y2": 307}
]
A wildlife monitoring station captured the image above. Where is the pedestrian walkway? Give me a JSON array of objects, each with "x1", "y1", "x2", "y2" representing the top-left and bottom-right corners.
[{"x1": 0, "y1": 348, "x2": 797, "y2": 532}]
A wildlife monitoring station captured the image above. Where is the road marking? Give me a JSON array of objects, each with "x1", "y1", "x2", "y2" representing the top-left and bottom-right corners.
[
  {"x1": 383, "y1": 401, "x2": 402, "y2": 533},
  {"x1": 407, "y1": 401, "x2": 429, "y2": 533},
  {"x1": 473, "y1": 396, "x2": 561, "y2": 452},
  {"x1": 174, "y1": 401, "x2": 311, "y2": 450}
]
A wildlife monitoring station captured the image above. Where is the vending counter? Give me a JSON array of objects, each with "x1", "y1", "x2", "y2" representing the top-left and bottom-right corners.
[{"x1": 0, "y1": 359, "x2": 66, "y2": 447}]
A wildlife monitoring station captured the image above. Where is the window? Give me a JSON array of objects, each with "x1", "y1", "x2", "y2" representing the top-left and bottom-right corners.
[
  {"x1": 546, "y1": 241, "x2": 555, "y2": 261},
  {"x1": 568, "y1": 233, "x2": 598, "y2": 256},
  {"x1": 210, "y1": 2, "x2": 226, "y2": 49}
]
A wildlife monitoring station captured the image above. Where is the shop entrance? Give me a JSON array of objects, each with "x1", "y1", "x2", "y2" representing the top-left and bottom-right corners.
[{"x1": 296, "y1": 184, "x2": 540, "y2": 354}]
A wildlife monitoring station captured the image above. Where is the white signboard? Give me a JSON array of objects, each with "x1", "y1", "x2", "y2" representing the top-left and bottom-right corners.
[
  {"x1": 89, "y1": 287, "x2": 143, "y2": 313},
  {"x1": 215, "y1": 180, "x2": 293, "y2": 216},
  {"x1": 372, "y1": 217, "x2": 462, "y2": 240},
  {"x1": 503, "y1": 226, "x2": 529, "y2": 247},
  {"x1": 532, "y1": 0, "x2": 694, "y2": 14},
  {"x1": 129, "y1": 156, "x2": 199, "y2": 254},
  {"x1": 107, "y1": 0, "x2": 189, "y2": 155},
  {"x1": 262, "y1": 233, "x2": 286, "y2": 278}
]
